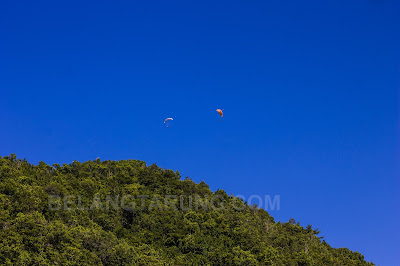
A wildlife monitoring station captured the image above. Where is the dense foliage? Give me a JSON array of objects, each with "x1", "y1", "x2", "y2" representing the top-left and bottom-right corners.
[{"x1": 0, "y1": 154, "x2": 373, "y2": 265}]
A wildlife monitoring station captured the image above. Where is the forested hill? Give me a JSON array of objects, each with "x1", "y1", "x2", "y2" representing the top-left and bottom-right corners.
[{"x1": 0, "y1": 154, "x2": 373, "y2": 265}]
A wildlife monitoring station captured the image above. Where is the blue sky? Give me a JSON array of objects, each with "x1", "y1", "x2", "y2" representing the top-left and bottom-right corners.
[{"x1": 1, "y1": 0, "x2": 399, "y2": 264}]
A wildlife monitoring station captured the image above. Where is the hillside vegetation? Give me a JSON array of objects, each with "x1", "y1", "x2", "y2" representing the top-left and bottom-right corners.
[{"x1": 0, "y1": 154, "x2": 373, "y2": 265}]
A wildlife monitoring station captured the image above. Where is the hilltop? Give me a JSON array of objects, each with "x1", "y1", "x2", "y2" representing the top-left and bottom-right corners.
[{"x1": 0, "y1": 154, "x2": 373, "y2": 265}]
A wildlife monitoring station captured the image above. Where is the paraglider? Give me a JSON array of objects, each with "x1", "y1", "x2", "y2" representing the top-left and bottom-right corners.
[
  {"x1": 216, "y1": 109, "x2": 223, "y2": 121},
  {"x1": 164, "y1": 117, "x2": 173, "y2": 127}
]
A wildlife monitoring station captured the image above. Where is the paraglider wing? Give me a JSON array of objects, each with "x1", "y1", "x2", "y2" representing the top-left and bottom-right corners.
[
  {"x1": 164, "y1": 117, "x2": 173, "y2": 127},
  {"x1": 216, "y1": 109, "x2": 223, "y2": 117}
]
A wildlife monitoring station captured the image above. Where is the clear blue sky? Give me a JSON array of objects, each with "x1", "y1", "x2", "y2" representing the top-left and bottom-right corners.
[{"x1": 1, "y1": 0, "x2": 399, "y2": 264}]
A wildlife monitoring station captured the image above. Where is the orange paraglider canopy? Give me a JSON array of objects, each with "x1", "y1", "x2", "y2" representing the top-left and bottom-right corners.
[{"x1": 216, "y1": 109, "x2": 223, "y2": 117}]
